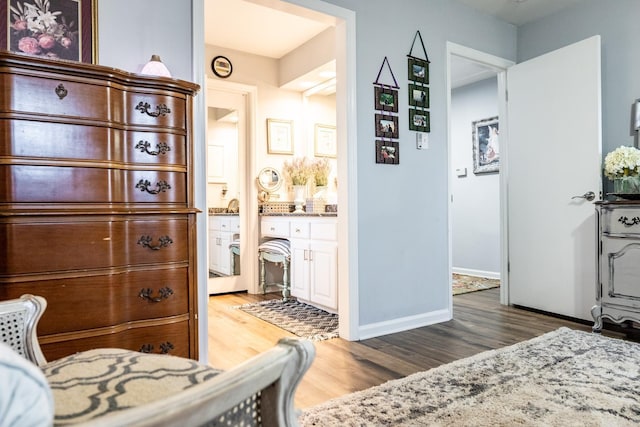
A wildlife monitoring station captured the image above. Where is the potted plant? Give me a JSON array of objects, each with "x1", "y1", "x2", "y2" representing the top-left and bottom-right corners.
[{"x1": 283, "y1": 157, "x2": 312, "y2": 212}]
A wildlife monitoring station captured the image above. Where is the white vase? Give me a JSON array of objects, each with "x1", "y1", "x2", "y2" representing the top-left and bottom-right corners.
[{"x1": 293, "y1": 185, "x2": 306, "y2": 213}]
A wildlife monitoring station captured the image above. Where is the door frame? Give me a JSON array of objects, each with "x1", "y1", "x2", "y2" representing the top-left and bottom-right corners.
[
  {"x1": 205, "y1": 79, "x2": 259, "y2": 295},
  {"x1": 445, "y1": 42, "x2": 514, "y2": 311}
]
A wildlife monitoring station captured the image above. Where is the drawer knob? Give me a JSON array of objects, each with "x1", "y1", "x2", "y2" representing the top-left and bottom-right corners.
[
  {"x1": 135, "y1": 140, "x2": 171, "y2": 156},
  {"x1": 618, "y1": 216, "x2": 640, "y2": 227},
  {"x1": 54, "y1": 83, "x2": 68, "y2": 100},
  {"x1": 139, "y1": 287, "x2": 174, "y2": 302},
  {"x1": 136, "y1": 179, "x2": 171, "y2": 195},
  {"x1": 137, "y1": 235, "x2": 173, "y2": 250},
  {"x1": 135, "y1": 101, "x2": 171, "y2": 117}
]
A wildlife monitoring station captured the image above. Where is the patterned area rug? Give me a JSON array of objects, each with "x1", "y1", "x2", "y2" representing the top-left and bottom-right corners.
[
  {"x1": 238, "y1": 299, "x2": 338, "y2": 341},
  {"x1": 300, "y1": 328, "x2": 640, "y2": 426},
  {"x1": 453, "y1": 273, "x2": 500, "y2": 295}
]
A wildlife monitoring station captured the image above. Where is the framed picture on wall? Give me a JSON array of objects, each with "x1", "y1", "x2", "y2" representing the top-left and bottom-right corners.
[
  {"x1": 408, "y1": 83, "x2": 429, "y2": 108},
  {"x1": 267, "y1": 118, "x2": 293, "y2": 154},
  {"x1": 407, "y1": 56, "x2": 429, "y2": 84},
  {"x1": 314, "y1": 124, "x2": 337, "y2": 158},
  {"x1": 375, "y1": 113, "x2": 399, "y2": 139},
  {"x1": 409, "y1": 109, "x2": 430, "y2": 132},
  {"x1": 472, "y1": 116, "x2": 500, "y2": 174},
  {"x1": 375, "y1": 140, "x2": 399, "y2": 165},
  {"x1": 1, "y1": 0, "x2": 98, "y2": 63},
  {"x1": 374, "y1": 86, "x2": 398, "y2": 112}
]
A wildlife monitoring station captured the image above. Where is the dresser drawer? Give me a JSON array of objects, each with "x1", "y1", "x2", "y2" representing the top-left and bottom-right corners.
[
  {"x1": 0, "y1": 217, "x2": 189, "y2": 274},
  {"x1": 0, "y1": 267, "x2": 189, "y2": 334},
  {"x1": 1, "y1": 73, "x2": 113, "y2": 121},
  {"x1": 123, "y1": 130, "x2": 186, "y2": 166},
  {"x1": 261, "y1": 218, "x2": 289, "y2": 238},
  {"x1": 0, "y1": 165, "x2": 186, "y2": 204},
  {"x1": 40, "y1": 319, "x2": 192, "y2": 361},
  {"x1": 601, "y1": 206, "x2": 640, "y2": 235},
  {"x1": 125, "y1": 92, "x2": 186, "y2": 129}
]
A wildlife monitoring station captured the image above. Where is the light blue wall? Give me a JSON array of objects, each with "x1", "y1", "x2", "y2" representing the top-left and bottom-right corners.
[
  {"x1": 518, "y1": 0, "x2": 640, "y2": 176},
  {"x1": 96, "y1": 0, "x2": 516, "y2": 333},
  {"x1": 451, "y1": 78, "x2": 500, "y2": 277}
]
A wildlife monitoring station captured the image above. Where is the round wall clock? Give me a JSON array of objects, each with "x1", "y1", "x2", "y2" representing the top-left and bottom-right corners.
[{"x1": 211, "y1": 55, "x2": 233, "y2": 78}]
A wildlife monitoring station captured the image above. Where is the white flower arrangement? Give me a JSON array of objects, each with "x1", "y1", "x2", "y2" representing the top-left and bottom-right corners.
[{"x1": 603, "y1": 145, "x2": 640, "y2": 180}]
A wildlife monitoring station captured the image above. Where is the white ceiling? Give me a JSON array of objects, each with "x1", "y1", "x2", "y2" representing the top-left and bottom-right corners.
[{"x1": 204, "y1": 0, "x2": 587, "y2": 91}]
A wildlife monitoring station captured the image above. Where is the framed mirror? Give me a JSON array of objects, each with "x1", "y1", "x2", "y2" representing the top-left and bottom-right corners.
[{"x1": 257, "y1": 167, "x2": 282, "y2": 193}]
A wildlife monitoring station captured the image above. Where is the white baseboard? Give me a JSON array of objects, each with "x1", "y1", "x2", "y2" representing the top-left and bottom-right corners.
[
  {"x1": 358, "y1": 309, "x2": 451, "y2": 340},
  {"x1": 452, "y1": 267, "x2": 500, "y2": 280}
]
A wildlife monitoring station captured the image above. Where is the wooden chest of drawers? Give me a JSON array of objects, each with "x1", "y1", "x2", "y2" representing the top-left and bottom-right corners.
[{"x1": 0, "y1": 52, "x2": 200, "y2": 360}]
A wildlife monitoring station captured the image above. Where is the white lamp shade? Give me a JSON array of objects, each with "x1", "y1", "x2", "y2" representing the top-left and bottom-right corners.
[{"x1": 140, "y1": 55, "x2": 172, "y2": 77}]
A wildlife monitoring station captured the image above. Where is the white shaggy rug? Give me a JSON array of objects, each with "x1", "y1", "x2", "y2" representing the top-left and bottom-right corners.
[{"x1": 299, "y1": 327, "x2": 640, "y2": 426}]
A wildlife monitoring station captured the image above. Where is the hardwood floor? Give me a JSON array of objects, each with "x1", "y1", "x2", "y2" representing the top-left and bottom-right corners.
[{"x1": 206, "y1": 288, "x2": 635, "y2": 409}]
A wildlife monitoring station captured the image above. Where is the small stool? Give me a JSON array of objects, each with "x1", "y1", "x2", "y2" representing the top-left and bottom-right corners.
[
  {"x1": 258, "y1": 239, "x2": 291, "y2": 300},
  {"x1": 229, "y1": 238, "x2": 240, "y2": 275}
]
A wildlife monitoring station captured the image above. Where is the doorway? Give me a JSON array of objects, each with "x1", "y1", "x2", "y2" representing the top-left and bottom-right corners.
[{"x1": 446, "y1": 43, "x2": 514, "y2": 309}]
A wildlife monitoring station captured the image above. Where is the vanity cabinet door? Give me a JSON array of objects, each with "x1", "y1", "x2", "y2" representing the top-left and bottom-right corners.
[
  {"x1": 309, "y1": 240, "x2": 338, "y2": 310},
  {"x1": 600, "y1": 237, "x2": 640, "y2": 310},
  {"x1": 290, "y1": 238, "x2": 310, "y2": 300}
]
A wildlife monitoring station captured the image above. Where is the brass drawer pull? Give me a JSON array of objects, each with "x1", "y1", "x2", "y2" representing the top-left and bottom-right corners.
[
  {"x1": 135, "y1": 179, "x2": 171, "y2": 195},
  {"x1": 55, "y1": 83, "x2": 68, "y2": 100},
  {"x1": 135, "y1": 101, "x2": 171, "y2": 117},
  {"x1": 137, "y1": 235, "x2": 173, "y2": 250},
  {"x1": 139, "y1": 287, "x2": 174, "y2": 302},
  {"x1": 135, "y1": 140, "x2": 171, "y2": 156},
  {"x1": 618, "y1": 216, "x2": 640, "y2": 227}
]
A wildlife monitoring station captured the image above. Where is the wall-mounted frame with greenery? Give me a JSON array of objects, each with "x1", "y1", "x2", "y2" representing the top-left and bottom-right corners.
[
  {"x1": 374, "y1": 86, "x2": 398, "y2": 112},
  {"x1": 472, "y1": 116, "x2": 500, "y2": 174},
  {"x1": 375, "y1": 140, "x2": 399, "y2": 164},
  {"x1": 267, "y1": 119, "x2": 293, "y2": 155},
  {"x1": 314, "y1": 124, "x2": 337, "y2": 158},
  {"x1": 1, "y1": 0, "x2": 97, "y2": 63},
  {"x1": 375, "y1": 113, "x2": 399, "y2": 139},
  {"x1": 409, "y1": 109, "x2": 430, "y2": 132},
  {"x1": 408, "y1": 83, "x2": 429, "y2": 108}
]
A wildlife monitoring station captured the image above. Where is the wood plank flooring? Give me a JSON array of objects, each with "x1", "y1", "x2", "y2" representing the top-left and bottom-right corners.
[{"x1": 206, "y1": 288, "x2": 636, "y2": 409}]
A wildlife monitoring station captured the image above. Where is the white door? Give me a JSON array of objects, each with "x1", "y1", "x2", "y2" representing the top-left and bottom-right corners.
[{"x1": 507, "y1": 36, "x2": 602, "y2": 321}]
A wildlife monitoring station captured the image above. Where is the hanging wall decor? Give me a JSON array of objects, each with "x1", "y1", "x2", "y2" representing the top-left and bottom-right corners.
[
  {"x1": 407, "y1": 30, "x2": 430, "y2": 133},
  {"x1": 373, "y1": 56, "x2": 400, "y2": 164}
]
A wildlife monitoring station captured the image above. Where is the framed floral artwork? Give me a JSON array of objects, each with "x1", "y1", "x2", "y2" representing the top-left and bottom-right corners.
[
  {"x1": 314, "y1": 124, "x2": 337, "y2": 158},
  {"x1": 472, "y1": 116, "x2": 499, "y2": 174},
  {"x1": 267, "y1": 118, "x2": 293, "y2": 155},
  {"x1": 1, "y1": 0, "x2": 97, "y2": 63},
  {"x1": 375, "y1": 140, "x2": 399, "y2": 165}
]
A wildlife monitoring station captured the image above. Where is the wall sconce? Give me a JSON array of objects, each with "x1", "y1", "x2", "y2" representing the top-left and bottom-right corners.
[{"x1": 140, "y1": 54, "x2": 172, "y2": 78}]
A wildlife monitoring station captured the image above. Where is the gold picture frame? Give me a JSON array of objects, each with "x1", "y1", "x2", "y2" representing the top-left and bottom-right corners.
[
  {"x1": 314, "y1": 124, "x2": 337, "y2": 158},
  {"x1": 267, "y1": 119, "x2": 293, "y2": 155}
]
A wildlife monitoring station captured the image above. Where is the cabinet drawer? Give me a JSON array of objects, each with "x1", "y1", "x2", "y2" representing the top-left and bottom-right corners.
[
  {"x1": 0, "y1": 267, "x2": 190, "y2": 334},
  {"x1": 261, "y1": 218, "x2": 289, "y2": 238},
  {"x1": 310, "y1": 220, "x2": 338, "y2": 241},
  {"x1": 1, "y1": 73, "x2": 113, "y2": 121},
  {"x1": 0, "y1": 165, "x2": 186, "y2": 204},
  {"x1": 601, "y1": 206, "x2": 640, "y2": 235},
  {"x1": 290, "y1": 221, "x2": 310, "y2": 239},
  {"x1": 0, "y1": 217, "x2": 189, "y2": 274},
  {"x1": 125, "y1": 92, "x2": 186, "y2": 129},
  {"x1": 40, "y1": 319, "x2": 192, "y2": 361}
]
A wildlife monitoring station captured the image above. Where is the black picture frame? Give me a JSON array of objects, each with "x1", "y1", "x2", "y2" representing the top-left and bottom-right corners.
[
  {"x1": 375, "y1": 113, "x2": 399, "y2": 139},
  {"x1": 2, "y1": 0, "x2": 97, "y2": 63},
  {"x1": 408, "y1": 83, "x2": 429, "y2": 108},
  {"x1": 408, "y1": 56, "x2": 429, "y2": 84},
  {"x1": 211, "y1": 55, "x2": 233, "y2": 78},
  {"x1": 472, "y1": 116, "x2": 500, "y2": 174},
  {"x1": 375, "y1": 140, "x2": 399, "y2": 164},
  {"x1": 409, "y1": 109, "x2": 430, "y2": 132},
  {"x1": 374, "y1": 86, "x2": 398, "y2": 112}
]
